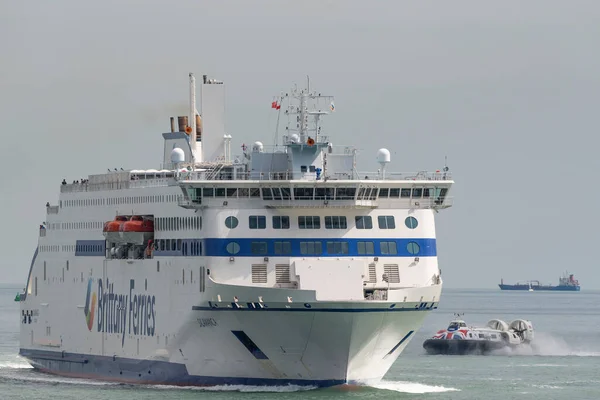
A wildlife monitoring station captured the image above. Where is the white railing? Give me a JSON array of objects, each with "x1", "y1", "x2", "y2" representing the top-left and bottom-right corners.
[
  {"x1": 176, "y1": 170, "x2": 452, "y2": 182},
  {"x1": 357, "y1": 171, "x2": 452, "y2": 181}
]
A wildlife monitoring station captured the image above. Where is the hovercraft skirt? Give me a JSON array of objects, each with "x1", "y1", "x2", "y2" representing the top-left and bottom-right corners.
[{"x1": 422, "y1": 339, "x2": 508, "y2": 355}]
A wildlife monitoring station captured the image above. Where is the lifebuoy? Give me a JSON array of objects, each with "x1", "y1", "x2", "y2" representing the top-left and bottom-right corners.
[
  {"x1": 185, "y1": 126, "x2": 192, "y2": 135},
  {"x1": 307, "y1": 137, "x2": 315, "y2": 146}
]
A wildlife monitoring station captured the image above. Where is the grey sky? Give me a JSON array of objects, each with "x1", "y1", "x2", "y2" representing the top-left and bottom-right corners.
[{"x1": 1, "y1": 0, "x2": 599, "y2": 288}]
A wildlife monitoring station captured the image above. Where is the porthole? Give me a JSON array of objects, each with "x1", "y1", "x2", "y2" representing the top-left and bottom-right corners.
[
  {"x1": 405, "y1": 216, "x2": 418, "y2": 229},
  {"x1": 406, "y1": 241, "x2": 420, "y2": 255},
  {"x1": 225, "y1": 216, "x2": 239, "y2": 229},
  {"x1": 226, "y1": 242, "x2": 240, "y2": 255}
]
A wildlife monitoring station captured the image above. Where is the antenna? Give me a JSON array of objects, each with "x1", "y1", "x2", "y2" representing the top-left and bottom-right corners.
[{"x1": 278, "y1": 78, "x2": 334, "y2": 146}]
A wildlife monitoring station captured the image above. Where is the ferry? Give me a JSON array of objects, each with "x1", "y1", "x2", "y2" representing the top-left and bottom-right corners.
[
  {"x1": 17, "y1": 73, "x2": 454, "y2": 387},
  {"x1": 499, "y1": 272, "x2": 580, "y2": 291},
  {"x1": 423, "y1": 315, "x2": 534, "y2": 355}
]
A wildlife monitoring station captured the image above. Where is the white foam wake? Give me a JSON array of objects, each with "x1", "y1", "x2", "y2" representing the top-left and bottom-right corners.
[
  {"x1": 492, "y1": 332, "x2": 600, "y2": 357},
  {"x1": 0, "y1": 356, "x2": 33, "y2": 369},
  {"x1": 371, "y1": 380, "x2": 460, "y2": 394}
]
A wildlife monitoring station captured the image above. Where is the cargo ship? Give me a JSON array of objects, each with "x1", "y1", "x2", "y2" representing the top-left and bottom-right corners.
[{"x1": 498, "y1": 272, "x2": 580, "y2": 291}]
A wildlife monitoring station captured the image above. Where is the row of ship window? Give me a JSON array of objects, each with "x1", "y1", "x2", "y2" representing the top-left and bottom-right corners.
[
  {"x1": 60, "y1": 194, "x2": 182, "y2": 208},
  {"x1": 225, "y1": 240, "x2": 421, "y2": 256},
  {"x1": 153, "y1": 239, "x2": 202, "y2": 256},
  {"x1": 192, "y1": 187, "x2": 448, "y2": 201},
  {"x1": 40, "y1": 244, "x2": 102, "y2": 253},
  {"x1": 225, "y1": 215, "x2": 419, "y2": 230},
  {"x1": 42, "y1": 217, "x2": 202, "y2": 232},
  {"x1": 155, "y1": 217, "x2": 202, "y2": 231}
]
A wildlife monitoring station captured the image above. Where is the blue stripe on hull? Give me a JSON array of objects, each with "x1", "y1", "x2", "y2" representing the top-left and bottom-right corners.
[
  {"x1": 203, "y1": 238, "x2": 437, "y2": 258},
  {"x1": 19, "y1": 349, "x2": 344, "y2": 387}
]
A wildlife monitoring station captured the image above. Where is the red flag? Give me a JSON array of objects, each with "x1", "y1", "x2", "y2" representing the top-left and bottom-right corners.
[
  {"x1": 276, "y1": 103, "x2": 281, "y2": 110},
  {"x1": 271, "y1": 101, "x2": 277, "y2": 109}
]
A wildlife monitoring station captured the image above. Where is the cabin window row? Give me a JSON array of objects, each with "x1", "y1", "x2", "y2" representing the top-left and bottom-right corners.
[
  {"x1": 76, "y1": 244, "x2": 104, "y2": 253},
  {"x1": 225, "y1": 240, "x2": 421, "y2": 256},
  {"x1": 40, "y1": 245, "x2": 81, "y2": 253},
  {"x1": 60, "y1": 194, "x2": 182, "y2": 208},
  {"x1": 225, "y1": 215, "x2": 419, "y2": 230},
  {"x1": 154, "y1": 239, "x2": 202, "y2": 256},
  {"x1": 155, "y1": 216, "x2": 202, "y2": 231}
]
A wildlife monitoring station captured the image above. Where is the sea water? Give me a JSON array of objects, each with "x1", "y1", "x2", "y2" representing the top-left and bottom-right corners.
[{"x1": 1, "y1": 285, "x2": 598, "y2": 399}]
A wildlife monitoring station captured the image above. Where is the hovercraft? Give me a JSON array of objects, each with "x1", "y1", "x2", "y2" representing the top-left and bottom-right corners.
[{"x1": 422, "y1": 314, "x2": 534, "y2": 355}]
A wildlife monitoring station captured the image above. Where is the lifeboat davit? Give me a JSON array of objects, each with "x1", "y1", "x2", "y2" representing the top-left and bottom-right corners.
[
  {"x1": 102, "y1": 216, "x2": 128, "y2": 243},
  {"x1": 119, "y1": 216, "x2": 154, "y2": 245}
]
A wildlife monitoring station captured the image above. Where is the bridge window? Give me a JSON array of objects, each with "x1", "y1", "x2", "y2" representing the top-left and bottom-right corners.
[
  {"x1": 379, "y1": 188, "x2": 389, "y2": 198},
  {"x1": 274, "y1": 241, "x2": 292, "y2": 255},
  {"x1": 355, "y1": 216, "x2": 372, "y2": 229},
  {"x1": 249, "y1": 216, "x2": 266, "y2": 229},
  {"x1": 272, "y1": 216, "x2": 290, "y2": 229},
  {"x1": 251, "y1": 242, "x2": 268, "y2": 255},
  {"x1": 325, "y1": 216, "x2": 347, "y2": 229},
  {"x1": 389, "y1": 188, "x2": 400, "y2": 198},
  {"x1": 406, "y1": 241, "x2": 420, "y2": 255},
  {"x1": 405, "y1": 216, "x2": 418, "y2": 229},
  {"x1": 225, "y1": 216, "x2": 239, "y2": 229},
  {"x1": 327, "y1": 241, "x2": 349, "y2": 255},
  {"x1": 357, "y1": 241, "x2": 375, "y2": 255},
  {"x1": 335, "y1": 187, "x2": 356, "y2": 200},
  {"x1": 314, "y1": 187, "x2": 334, "y2": 200},
  {"x1": 378, "y1": 216, "x2": 395, "y2": 229},
  {"x1": 294, "y1": 188, "x2": 314, "y2": 200},
  {"x1": 298, "y1": 216, "x2": 320, "y2": 229},
  {"x1": 300, "y1": 241, "x2": 322, "y2": 255},
  {"x1": 412, "y1": 188, "x2": 423, "y2": 198},
  {"x1": 262, "y1": 188, "x2": 273, "y2": 200},
  {"x1": 226, "y1": 242, "x2": 240, "y2": 255},
  {"x1": 380, "y1": 241, "x2": 398, "y2": 255},
  {"x1": 401, "y1": 188, "x2": 411, "y2": 198}
]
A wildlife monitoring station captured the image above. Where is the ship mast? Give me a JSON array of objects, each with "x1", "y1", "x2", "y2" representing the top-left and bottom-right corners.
[{"x1": 282, "y1": 77, "x2": 334, "y2": 146}]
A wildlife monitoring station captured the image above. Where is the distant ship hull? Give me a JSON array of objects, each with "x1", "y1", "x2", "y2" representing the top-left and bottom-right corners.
[{"x1": 498, "y1": 284, "x2": 580, "y2": 291}]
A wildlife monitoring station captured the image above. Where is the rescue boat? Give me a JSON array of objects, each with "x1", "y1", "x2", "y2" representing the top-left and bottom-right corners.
[
  {"x1": 102, "y1": 215, "x2": 128, "y2": 243},
  {"x1": 120, "y1": 215, "x2": 154, "y2": 245}
]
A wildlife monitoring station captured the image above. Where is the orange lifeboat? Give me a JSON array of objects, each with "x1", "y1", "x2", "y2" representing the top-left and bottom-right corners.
[
  {"x1": 120, "y1": 216, "x2": 154, "y2": 245},
  {"x1": 103, "y1": 216, "x2": 128, "y2": 242}
]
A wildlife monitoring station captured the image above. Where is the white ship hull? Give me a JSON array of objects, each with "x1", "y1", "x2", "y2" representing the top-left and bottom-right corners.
[{"x1": 19, "y1": 257, "x2": 440, "y2": 386}]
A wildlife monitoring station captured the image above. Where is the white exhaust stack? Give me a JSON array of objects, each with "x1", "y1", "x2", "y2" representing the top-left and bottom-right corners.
[{"x1": 189, "y1": 73, "x2": 202, "y2": 165}]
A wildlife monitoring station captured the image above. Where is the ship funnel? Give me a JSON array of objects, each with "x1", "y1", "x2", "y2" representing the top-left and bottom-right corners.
[{"x1": 177, "y1": 116, "x2": 188, "y2": 132}]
